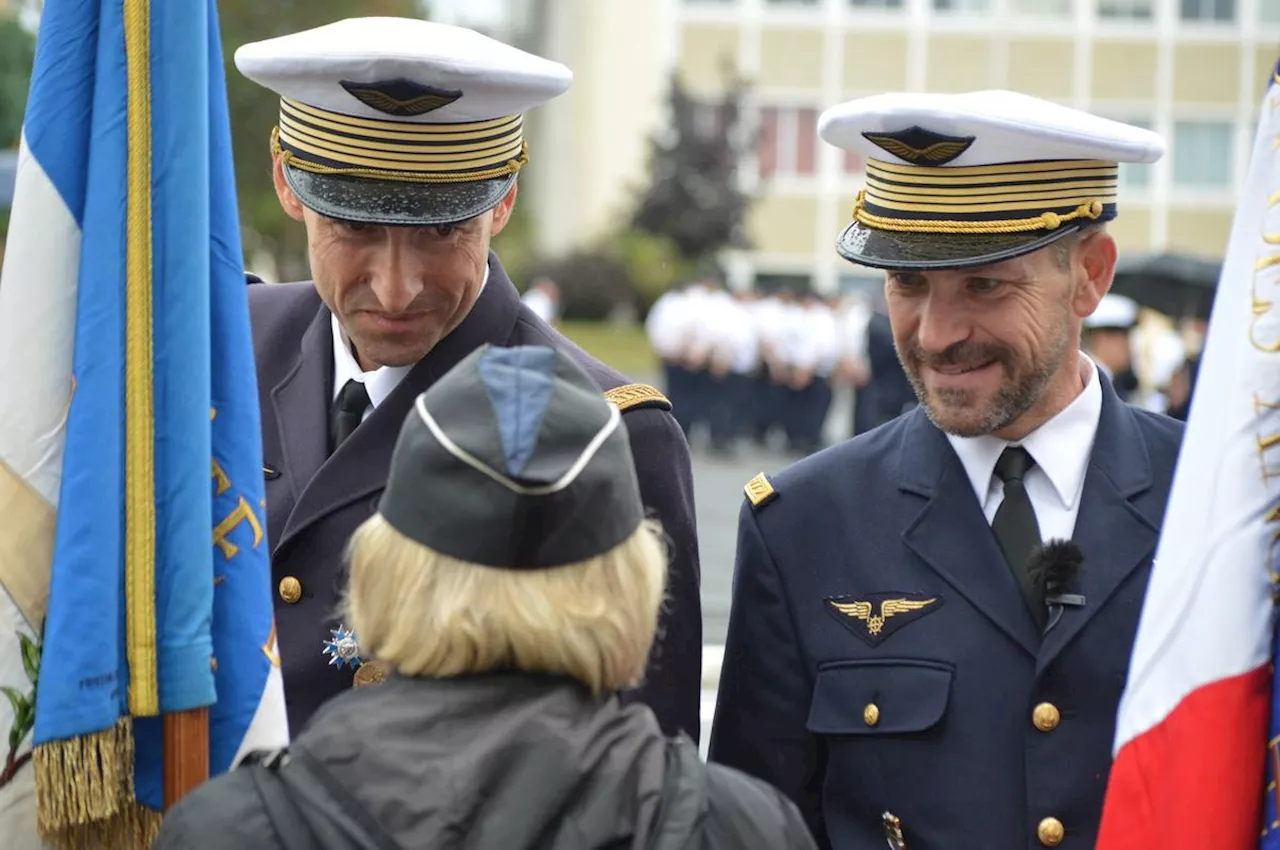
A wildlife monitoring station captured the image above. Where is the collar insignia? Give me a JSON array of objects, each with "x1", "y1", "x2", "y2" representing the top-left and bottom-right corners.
[
  {"x1": 826, "y1": 592, "x2": 942, "y2": 646},
  {"x1": 861, "y1": 126, "x2": 975, "y2": 166},
  {"x1": 339, "y1": 78, "x2": 463, "y2": 116}
]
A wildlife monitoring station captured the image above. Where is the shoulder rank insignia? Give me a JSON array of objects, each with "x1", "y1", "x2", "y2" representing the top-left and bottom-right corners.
[
  {"x1": 826, "y1": 592, "x2": 942, "y2": 646},
  {"x1": 603, "y1": 383, "x2": 672, "y2": 414},
  {"x1": 862, "y1": 126, "x2": 975, "y2": 166},
  {"x1": 743, "y1": 472, "x2": 777, "y2": 509},
  {"x1": 339, "y1": 78, "x2": 463, "y2": 116}
]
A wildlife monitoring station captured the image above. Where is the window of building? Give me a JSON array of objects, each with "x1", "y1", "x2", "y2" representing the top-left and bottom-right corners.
[
  {"x1": 1098, "y1": 0, "x2": 1153, "y2": 19},
  {"x1": 933, "y1": 0, "x2": 993, "y2": 12},
  {"x1": 1113, "y1": 119, "x2": 1153, "y2": 191},
  {"x1": 843, "y1": 150, "x2": 866, "y2": 175},
  {"x1": 1180, "y1": 0, "x2": 1234, "y2": 21},
  {"x1": 851, "y1": 0, "x2": 904, "y2": 9},
  {"x1": 1265, "y1": 0, "x2": 1280, "y2": 22},
  {"x1": 758, "y1": 106, "x2": 820, "y2": 179},
  {"x1": 1172, "y1": 121, "x2": 1233, "y2": 189},
  {"x1": 1014, "y1": 0, "x2": 1071, "y2": 14}
]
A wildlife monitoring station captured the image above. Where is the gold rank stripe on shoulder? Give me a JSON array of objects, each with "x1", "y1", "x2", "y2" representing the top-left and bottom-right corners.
[
  {"x1": 603, "y1": 383, "x2": 672, "y2": 413},
  {"x1": 744, "y1": 472, "x2": 777, "y2": 509}
]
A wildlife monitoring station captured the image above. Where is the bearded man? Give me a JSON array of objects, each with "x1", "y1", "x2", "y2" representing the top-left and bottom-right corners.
[{"x1": 708, "y1": 91, "x2": 1184, "y2": 850}]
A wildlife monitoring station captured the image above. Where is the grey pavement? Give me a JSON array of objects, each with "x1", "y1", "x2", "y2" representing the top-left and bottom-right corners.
[
  {"x1": 640, "y1": 379, "x2": 859, "y2": 753},
  {"x1": 687, "y1": 383, "x2": 856, "y2": 648},
  {"x1": 691, "y1": 441, "x2": 797, "y2": 647},
  {"x1": 689, "y1": 439, "x2": 803, "y2": 754}
]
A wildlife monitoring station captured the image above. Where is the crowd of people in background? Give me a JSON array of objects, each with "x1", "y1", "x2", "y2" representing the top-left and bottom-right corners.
[{"x1": 646, "y1": 273, "x2": 1206, "y2": 458}]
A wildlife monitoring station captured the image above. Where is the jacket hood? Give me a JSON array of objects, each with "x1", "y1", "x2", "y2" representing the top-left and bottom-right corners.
[{"x1": 293, "y1": 672, "x2": 669, "y2": 849}]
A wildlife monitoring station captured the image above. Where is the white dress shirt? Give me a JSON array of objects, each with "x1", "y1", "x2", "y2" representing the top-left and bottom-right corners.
[
  {"x1": 331, "y1": 317, "x2": 412, "y2": 421},
  {"x1": 945, "y1": 355, "x2": 1104, "y2": 542}
]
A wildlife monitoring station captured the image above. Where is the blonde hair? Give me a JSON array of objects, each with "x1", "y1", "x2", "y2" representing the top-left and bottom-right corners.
[{"x1": 343, "y1": 516, "x2": 668, "y2": 695}]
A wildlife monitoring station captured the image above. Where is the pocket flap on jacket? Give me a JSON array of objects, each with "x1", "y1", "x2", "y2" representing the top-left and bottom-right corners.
[{"x1": 806, "y1": 659, "x2": 953, "y2": 736}]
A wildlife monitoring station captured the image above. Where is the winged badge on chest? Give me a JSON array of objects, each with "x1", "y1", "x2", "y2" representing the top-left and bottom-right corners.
[{"x1": 830, "y1": 598, "x2": 937, "y2": 635}]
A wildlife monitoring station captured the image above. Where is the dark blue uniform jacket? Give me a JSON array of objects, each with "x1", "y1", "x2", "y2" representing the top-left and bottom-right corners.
[
  {"x1": 247, "y1": 253, "x2": 703, "y2": 741},
  {"x1": 709, "y1": 373, "x2": 1182, "y2": 849}
]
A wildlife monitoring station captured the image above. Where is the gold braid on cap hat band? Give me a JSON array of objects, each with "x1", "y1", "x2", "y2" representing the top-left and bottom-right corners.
[
  {"x1": 271, "y1": 98, "x2": 528, "y2": 184},
  {"x1": 853, "y1": 158, "x2": 1118, "y2": 234}
]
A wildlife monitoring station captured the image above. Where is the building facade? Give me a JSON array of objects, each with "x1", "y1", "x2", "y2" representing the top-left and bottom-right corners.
[{"x1": 494, "y1": 0, "x2": 1275, "y2": 293}]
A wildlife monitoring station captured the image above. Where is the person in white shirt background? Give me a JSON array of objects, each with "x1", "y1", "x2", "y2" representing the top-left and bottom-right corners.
[
  {"x1": 520, "y1": 275, "x2": 561, "y2": 325},
  {"x1": 704, "y1": 290, "x2": 762, "y2": 456},
  {"x1": 645, "y1": 284, "x2": 697, "y2": 434},
  {"x1": 779, "y1": 293, "x2": 840, "y2": 455}
]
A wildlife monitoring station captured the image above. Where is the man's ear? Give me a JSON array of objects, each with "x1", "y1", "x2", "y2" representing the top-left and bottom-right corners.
[
  {"x1": 488, "y1": 181, "x2": 519, "y2": 237},
  {"x1": 272, "y1": 155, "x2": 306, "y2": 223},
  {"x1": 1072, "y1": 229, "x2": 1118, "y2": 320}
]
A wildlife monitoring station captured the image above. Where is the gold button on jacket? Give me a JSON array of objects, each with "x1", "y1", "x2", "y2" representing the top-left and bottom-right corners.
[
  {"x1": 1037, "y1": 817, "x2": 1065, "y2": 846},
  {"x1": 1032, "y1": 702, "x2": 1061, "y2": 732},
  {"x1": 863, "y1": 703, "x2": 880, "y2": 727},
  {"x1": 278, "y1": 576, "x2": 303, "y2": 604}
]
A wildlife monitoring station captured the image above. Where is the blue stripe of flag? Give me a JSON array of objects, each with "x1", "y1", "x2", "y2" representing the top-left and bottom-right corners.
[
  {"x1": 203, "y1": 0, "x2": 277, "y2": 778},
  {"x1": 20, "y1": 0, "x2": 98, "y2": 225}
]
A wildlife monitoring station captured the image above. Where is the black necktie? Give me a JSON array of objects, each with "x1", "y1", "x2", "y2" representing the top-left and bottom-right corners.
[
  {"x1": 331, "y1": 379, "x2": 371, "y2": 452},
  {"x1": 993, "y1": 446, "x2": 1044, "y2": 627}
]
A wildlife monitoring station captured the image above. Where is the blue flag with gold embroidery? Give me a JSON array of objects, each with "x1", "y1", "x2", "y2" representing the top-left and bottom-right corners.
[{"x1": 0, "y1": 0, "x2": 287, "y2": 844}]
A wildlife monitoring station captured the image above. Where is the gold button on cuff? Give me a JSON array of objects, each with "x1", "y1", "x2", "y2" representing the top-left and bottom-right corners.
[
  {"x1": 863, "y1": 703, "x2": 880, "y2": 727},
  {"x1": 278, "y1": 576, "x2": 303, "y2": 604},
  {"x1": 1033, "y1": 702, "x2": 1061, "y2": 732},
  {"x1": 1037, "y1": 817, "x2": 1065, "y2": 847}
]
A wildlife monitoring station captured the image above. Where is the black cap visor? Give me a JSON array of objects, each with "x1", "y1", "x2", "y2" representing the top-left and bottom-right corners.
[
  {"x1": 283, "y1": 164, "x2": 515, "y2": 226},
  {"x1": 835, "y1": 220, "x2": 1083, "y2": 272}
]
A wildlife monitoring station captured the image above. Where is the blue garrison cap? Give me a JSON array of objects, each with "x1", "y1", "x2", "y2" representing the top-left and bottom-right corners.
[{"x1": 378, "y1": 345, "x2": 644, "y2": 569}]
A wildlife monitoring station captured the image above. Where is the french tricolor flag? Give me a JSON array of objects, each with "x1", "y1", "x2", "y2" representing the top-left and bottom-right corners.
[{"x1": 1097, "y1": 60, "x2": 1280, "y2": 849}]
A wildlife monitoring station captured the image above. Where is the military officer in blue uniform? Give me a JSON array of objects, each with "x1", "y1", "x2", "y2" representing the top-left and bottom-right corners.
[
  {"x1": 232, "y1": 18, "x2": 702, "y2": 741},
  {"x1": 708, "y1": 91, "x2": 1184, "y2": 849}
]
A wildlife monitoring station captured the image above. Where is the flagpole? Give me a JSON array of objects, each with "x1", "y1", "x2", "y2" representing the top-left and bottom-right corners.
[{"x1": 163, "y1": 709, "x2": 209, "y2": 809}]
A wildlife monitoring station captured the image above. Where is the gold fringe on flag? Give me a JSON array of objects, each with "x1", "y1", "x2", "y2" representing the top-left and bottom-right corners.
[{"x1": 32, "y1": 717, "x2": 161, "y2": 850}]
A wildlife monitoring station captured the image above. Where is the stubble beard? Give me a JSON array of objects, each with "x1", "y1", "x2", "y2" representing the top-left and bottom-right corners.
[{"x1": 899, "y1": 316, "x2": 1071, "y2": 438}]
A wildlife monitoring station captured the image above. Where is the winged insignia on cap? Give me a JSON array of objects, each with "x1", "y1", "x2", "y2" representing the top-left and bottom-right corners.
[
  {"x1": 862, "y1": 126, "x2": 975, "y2": 166},
  {"x1": 830, "y1": 597, "x2": 937, "y2": 635},
  {"x1": 339, "y1": 78, "x2": 463, "y2": 116}
]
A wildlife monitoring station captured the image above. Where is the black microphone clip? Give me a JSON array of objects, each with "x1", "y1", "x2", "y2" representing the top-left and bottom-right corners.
[{"x1": 1029, "y1": 540, "x2": 1086, "y2": 634}]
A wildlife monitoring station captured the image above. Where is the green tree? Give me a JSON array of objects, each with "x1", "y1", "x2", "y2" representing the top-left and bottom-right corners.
[
  {"x1": 0, "y1": 15, "x2": 35, "y2": 151},
  {"x1": 630, "y1": 71, "x2": 754, "y2": 264},
  {"x1": 217, "y1": 0, "x2": 424, "y2": 279}
]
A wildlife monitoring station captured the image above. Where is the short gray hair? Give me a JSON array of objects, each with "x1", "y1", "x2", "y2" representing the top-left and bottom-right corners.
[{"x1": 1050, "y1": 224, "x2": 1105, "y2": 271}]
